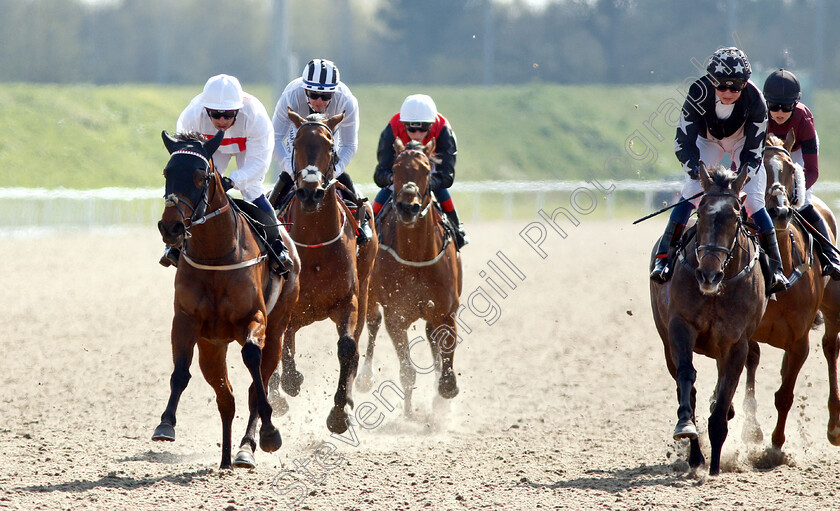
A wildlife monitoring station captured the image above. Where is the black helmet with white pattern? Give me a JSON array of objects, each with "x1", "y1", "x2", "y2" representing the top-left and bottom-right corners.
[
  {"x1": 706, "y1": 47, "x2": 751, "y2": 81},
  {"x1": 301, "y1": 59, "x2": 340, "y2": 92}
]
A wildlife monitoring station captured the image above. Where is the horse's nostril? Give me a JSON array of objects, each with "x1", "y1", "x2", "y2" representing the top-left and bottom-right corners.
[
  {"x1": 313, "y1": 189, "x2": 325, "y2": 202},
  {"x1": 410, "y1": 204, "x2": 421, "y2": 215},
  {"x1": 296, "y1": 189, "x2": 308, "y2": 201}
]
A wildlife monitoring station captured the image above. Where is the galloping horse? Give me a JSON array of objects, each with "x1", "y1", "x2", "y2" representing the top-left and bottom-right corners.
[
  {"x1": 359, "y1": 139, "x2": 463, "y2": 414},
  {"x1": 268, "y1": 109, "x2": 378, "y2": 434},
  {"x1": 741, "y1": 133, "x2": 840, "y2": 448},
  {"x1": 650, "y1": 163, "x2": 766, "y2": 475},
  {"x1": 154, "y1": 131, "x2": 300, "y2": 469}
]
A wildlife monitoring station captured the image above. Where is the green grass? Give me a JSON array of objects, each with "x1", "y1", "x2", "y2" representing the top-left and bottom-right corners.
[{"x1": 3, "y1": 82, "x2": 840, "y2": 189}]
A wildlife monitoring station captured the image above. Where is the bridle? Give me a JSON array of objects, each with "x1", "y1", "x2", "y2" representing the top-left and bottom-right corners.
[
  {"x1": 392, "y1": 149, "x2": 433, "y2": 220},
  {"x1": 163, "y1": 149, "x2": 230, "y2": 237},
  {"x1": 693, "y1": 191, "x2": 749, "y2": 275},
  {"x1": 292, "y1": 121, "x2": 339, "y2": 194}
]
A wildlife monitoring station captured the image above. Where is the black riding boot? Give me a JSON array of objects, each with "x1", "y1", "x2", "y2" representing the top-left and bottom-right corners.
[
  {"x1": 650, "y1": 220, "x2": 684, "y2": 282},
  {"x1": 336, "y1": 172, "x2": 372, "y2": 244},
  {"x1": 269, "y1": 239, "x2": 293, "y2": 276},
  {"x1": 758, "y1": 231, "x2": 790, "y2": 295},
  {"x1": 159, "y1": 246, "x2": 180, "y2": 268},
  {"x1": 269, "y1": 172, "x2": 294, "y2": 210},
  {"x1": 799, "y1": 204, "x2": 840, "y2": 280},
  {"x1": 445, "y1": 210, "x2": 469, "y2": 249}
]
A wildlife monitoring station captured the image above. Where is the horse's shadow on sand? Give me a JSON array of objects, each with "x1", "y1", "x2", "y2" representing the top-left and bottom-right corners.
[
  {"x1": 520, "y1": 463, "x2": 695, "y2": 491},
  {"x1": 17, "y1": 451, "x2": 215, "y2": 494}
]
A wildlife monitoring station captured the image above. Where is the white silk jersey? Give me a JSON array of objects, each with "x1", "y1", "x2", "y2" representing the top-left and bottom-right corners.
[
  {"x1": 176, "y1": 92, "x2": 274, "y2": 202},
  {"x1": 271, "y1": 77, "x2": 359, "y2": 178}
]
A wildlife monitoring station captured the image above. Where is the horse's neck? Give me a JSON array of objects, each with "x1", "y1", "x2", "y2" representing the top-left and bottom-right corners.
[
  {"x1": 393, "y1": 206, "x2": 444, "y2": 260},
  {"x1": 291, "y1": 188, "x2": 343, "y2": 244},
  {"x1": 187, "y1": 194, "x2": 239, "y2": 259}
]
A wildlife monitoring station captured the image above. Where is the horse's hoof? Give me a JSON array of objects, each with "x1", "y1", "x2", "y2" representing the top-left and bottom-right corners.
[
  {"x1": 269, "y1": 391, "x2": 290, "y2": 417},
  {"x1": 355, "y1": 369, "x2": 374, "y2": 393},
  {"x1": 828, "y1": 423, "x2": 840, "y2": 446},
  {"x1": 233, "y1": 449, "x2": 256, "y2": 469},
  {"x1": 327, "y1": 407, "x2": 349, "y2": 434},
  {"x1": 152, "y1": 423, "x2": 175, "y2": 442},
  {"x1": 673, "y1": 421, "x2": 698, "y2": 440},
  {"x1": 438, "y1": 376, "x2": 459, "y2": 399},
  {"x1": 281, "y1": 370, "x2": 304, "y2": 397},
  {"x1": 259, "y1": 426, "x2": 283, "y2": 453}
]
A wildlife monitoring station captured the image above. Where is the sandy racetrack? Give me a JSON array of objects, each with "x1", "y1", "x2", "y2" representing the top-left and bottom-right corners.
[{"x1": 1, "y1": 219, "x2": 839, "y2": 510}]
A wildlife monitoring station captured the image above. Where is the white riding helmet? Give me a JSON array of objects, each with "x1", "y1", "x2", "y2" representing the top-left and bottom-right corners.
[
  {"x1": 400, "y1": 94, "x2": 438, "y2": 123},
  {"x1": 302, "y1": 59, "x2": 340, "y2": 92},
  {"x1": 201, "y1": 74, "x2": 244, "y2": 110}
]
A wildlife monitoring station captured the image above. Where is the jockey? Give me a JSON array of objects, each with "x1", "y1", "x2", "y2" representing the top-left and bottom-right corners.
[
  {"x1": 160, "y1": 74, "x2": 293, "y2": 275},
  {"x1": 269, "y1": 59, "x2": 372, "y2": 244},
  {"x1": 764, "y1": 69, "x2": 840, "y2": 280},
  {"x1": 651, "y1": 47, "x2": 788, "y2": 294},
  {"x1": 372, "y1": 94, "x2": 469, "y2": 249}
]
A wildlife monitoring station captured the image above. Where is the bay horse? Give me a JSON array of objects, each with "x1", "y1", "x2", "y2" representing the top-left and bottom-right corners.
[
  {"x1": 268, "y1": 109, "x2": 378, "y2": 434},
  {"x1": 740, "y1": 133, "x2": 840, "y2": 449},
  {"x1": 650, "y1": 162, "x2": 766, "y2": 475},
  {"x1": 154, "y1": 130, "x2": 300, "y2": 469},
  {"x1": 358, "y1": 139, "x2": 463, "y2": 414}
]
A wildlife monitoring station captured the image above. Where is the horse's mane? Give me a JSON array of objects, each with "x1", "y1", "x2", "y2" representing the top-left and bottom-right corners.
[
  {"x1": 707, "y1": 164, "x2": 738, "y2": 188},
  {"x1": 766, "y1": 134, "x2": 784, "y2": 147},
  {"x1": 174, "y1": 131, "x2": 206, "y2": 144},
  {"x1": 404, "y1": 140, "x2": 442, "y2": 165},
  {"x1": 305, "y1": 113, "x2": 328, "y2": 123}
]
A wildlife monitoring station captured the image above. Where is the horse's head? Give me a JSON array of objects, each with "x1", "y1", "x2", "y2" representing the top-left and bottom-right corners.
[
  {"x1": 288, "y1": 108, "x2": 344, "y2": 212},
  {"x1": 157, "y1": 130, "x2": 224, "y2": 247},
  {"x1": 763, "y1": 132, "x2": 805, "y2": 230},
  {"x1": 392, "y1": 138, "x2": 438, "y2": 226},
  {"x1": 694, "y1": 162, "x2": 749, "y2": 295}
]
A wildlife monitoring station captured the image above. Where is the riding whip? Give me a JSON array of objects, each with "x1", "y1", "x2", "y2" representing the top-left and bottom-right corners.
[
  {"x1": 633, "y1": 191, "x2": 703, "y2": 225},
  {"x1": 791, "y1": 208, "x2": 840, "y2": 257}
]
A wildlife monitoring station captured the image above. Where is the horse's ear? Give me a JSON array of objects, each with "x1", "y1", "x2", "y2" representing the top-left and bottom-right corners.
[
  {"x1": 698, "y1": 161, "x2": 712, "y2": 189},
  {"x1": 288, "y1": 107, "x2": 306, "y2": 128},
  {"x1": 734, "y1": 164, "x2": 749, "y2": 192},
  {"x1": 204, "y1": 129, "x2": 225, "y2": 156},
  {"x1": 424, "y1": 137, "x2": 436, "y2": 157},
  {"x1": 162, "y1": 130, "x2": 178, "y2": 154},
  {"x1": 325, "y1": 111, "x2": 345, "y2": 132},
  {"x1": 784, "y1": 129, "x2": 796, "y2": 152},
  {"x1": 393, "y1": 138, "x2": 405, "y2": 155}
]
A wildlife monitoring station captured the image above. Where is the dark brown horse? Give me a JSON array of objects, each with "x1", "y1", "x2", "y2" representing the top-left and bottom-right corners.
[
  {"x1": 650, "y1": 163, "x2": 766, "y2": 475},
  {"x1": 268, "y1": 109, "x2": 378, "y2": 434},
  {"x1": 359, "y1": 139, "x2": 463, "y2": 414},
  {"x1": 154, "y1": 131, "x2": 300, "y2": 469},
  {"x1": 740, "y1": 133, "x2": 840, "y2": 448}
]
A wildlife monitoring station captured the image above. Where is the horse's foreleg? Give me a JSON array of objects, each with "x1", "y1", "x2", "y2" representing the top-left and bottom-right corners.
[
  {"x1": 196, "y1": 341, "x2": 235, "y2": 469},
  {"x1": 385, "y1": 314, "x2": 416, "y2": 416},
  {"x1": 240, "y1": 314, "x2": 282, "y2": 457},
  {"x1": 708, "y1": 339, "x2": 748, "y2": 476},
  {"x1": 823, "y1": 323, "x2": 840, "y2": 445},
  {"x1": 669, "y1": 319, "x2": 699, "y2": 442},
  {"x1": 771, "y1": 337, "x2": 809, "y2": 449},
  {"x1": 280, "y1": 327, "x2": 304, "y2": 396},
  {"x1": 742, "y1": 339, "x2": 764, "y2": 444},
  {"x1": 357, "y1": 302, "x2": 382, "y2": 393},
  {"x1": 152, "y1": 312, "x2": 197, "y2": 443},
  {"x1": 327, "y1": 298, "x2": 359, "y2": 434},
  {"x1": 427, "y1": 318, "x2": 459, "y2": 399}
]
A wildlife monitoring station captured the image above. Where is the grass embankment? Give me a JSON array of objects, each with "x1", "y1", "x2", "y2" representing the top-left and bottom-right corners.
[{"x1": 3, "y1": 82, "x2": 840, "y2": 189}]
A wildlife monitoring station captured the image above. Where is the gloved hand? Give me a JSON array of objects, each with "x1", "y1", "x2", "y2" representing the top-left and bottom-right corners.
[
  {"x1": 687, "y1": 166, "x2": 700, "y2": 180},
  {"x1": 221, "y1": 176, "x2": 235, "y2": 192}
]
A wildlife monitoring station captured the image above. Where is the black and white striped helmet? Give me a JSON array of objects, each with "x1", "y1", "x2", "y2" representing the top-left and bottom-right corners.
[{"x1": 302, "y1": 59, "x2": 340, "y2": 92}]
